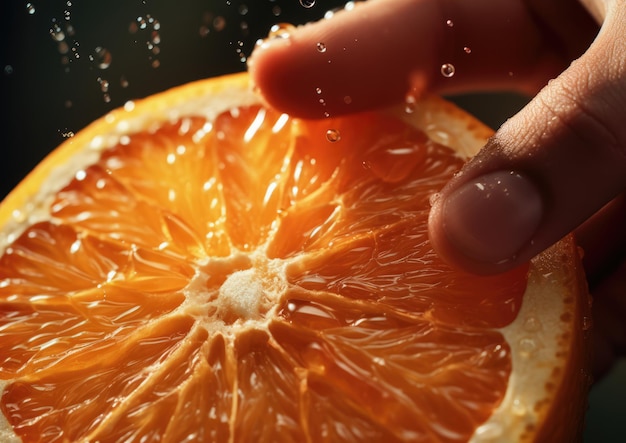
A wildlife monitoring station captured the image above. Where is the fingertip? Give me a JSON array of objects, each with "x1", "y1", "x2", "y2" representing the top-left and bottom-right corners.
[
  {"x1": 248, "y1": 36, "x2": 313, "y2": 117},
  {"x1": 429, "y1": 170, "x2": 544, "y2": 275},
  {"x1": 248, "y1": 0, "x2": 432, "y2": 119}
]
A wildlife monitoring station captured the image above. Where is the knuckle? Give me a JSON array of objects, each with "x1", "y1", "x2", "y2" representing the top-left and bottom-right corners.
[{"x1": 544, "y1": 70, "x2": 626, "y2": 166}]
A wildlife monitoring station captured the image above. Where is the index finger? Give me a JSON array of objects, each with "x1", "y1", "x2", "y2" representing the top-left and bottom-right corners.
[{"x1": 248, "y1": 0, "x2": 570, "y2": 118}]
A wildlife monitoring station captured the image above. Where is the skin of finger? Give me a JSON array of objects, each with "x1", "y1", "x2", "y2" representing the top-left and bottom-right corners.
[
  {"x1": 248, "y1": 0, "x2": 564, "y2": 119},
  {"x1": 428, "y1": 2, "x2": 626, "y2": 274}
]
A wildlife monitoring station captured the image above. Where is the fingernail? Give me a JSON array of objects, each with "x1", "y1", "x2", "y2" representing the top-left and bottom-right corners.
[{"x1": 442, "y1": 171, "x2": 543, "y2": 264}]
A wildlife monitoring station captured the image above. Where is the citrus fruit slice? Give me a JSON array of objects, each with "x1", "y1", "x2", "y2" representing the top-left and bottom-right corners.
[{"x1": 0, "y1": 72, "x2": 591, "y2": 442}]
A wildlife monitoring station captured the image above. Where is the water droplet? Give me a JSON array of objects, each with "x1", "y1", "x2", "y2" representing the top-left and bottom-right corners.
[
  {"x1": 272, "y1": 5, "x2": 282, "y2": 16},
  {"x1": 213, "y1": 16, "x2": 226, "y2": 32},
  {"x1": 93, "y1": 46, "x2": 112, "y2": 69},
  {"x1": 523, "y1": 316, "x2": 541, "y2": 332},
  {"x1": 300, "y1": 0, "x2": 316, "y2": 7},
  {"x1": 315, "y1": 87, "x2": 322, "y2": 95},
  {"x1": 4, "y1": 65, "x2": 14, "y2": 75},
  {"x1": 26, "y1": 3, "x2": 35, "y2": 14},
  {"x1": 60, "y1": 129, "x2": 75, "y2": 138},
  {"x1": 97, "y1": 77, "x2": 109, "y2": 92},
  {"x1": 326, "y1": 129, "x2": 341, "y2": 142},
  {"x1": 518, "y1": 337, "x2": 536, "y2": 358},
  {"x1": 199, "y1": 25, "x2": 210, "y2": 37},
  {"x1": 512, "y1": 398, "x2": 527, "y2": 416},
  {"x1": 440, "y1": 63, "x2": 455, "y2": 77},
  {"x1": 268, "y1": 23, "x2": 295, "y2": 39},
  {"x1": 50, "y1": 23, "x2": 65, "y2": 42},
  {"x1": 404, "y1": 94, "x2": 417, "y2": 114},
  {"x1": 343, "y1": 95, "x2": 352, "y2": 105},
  {"x1": 316, "y1": 42, "x2": 326, "y2": 52},
  {"x1": 463, "y1": 46, "x2": 471, "y2": 54},
  {"x1": 238, "y1": 4, "x2": 249, "y2": 15},
  {"x1": 446, "y1": 19, "x2": 454, "y2": 27}
]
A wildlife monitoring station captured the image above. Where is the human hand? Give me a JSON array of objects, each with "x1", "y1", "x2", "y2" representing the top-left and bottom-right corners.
[{"x1": 248, "y1": 0, "x2": 626, "y2": 374}]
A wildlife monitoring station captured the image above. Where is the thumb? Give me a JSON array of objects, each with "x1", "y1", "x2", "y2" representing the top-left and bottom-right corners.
[{"x1": 428, "y1": 4, "x2": 626, "y2": 274}]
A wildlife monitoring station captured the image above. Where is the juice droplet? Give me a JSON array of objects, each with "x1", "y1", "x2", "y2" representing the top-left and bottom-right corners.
[
  {"x1": 518, "y1": 337, "x2": 537, "y2": 358},
  {"x1": 315, "y1": 87, "x2": 322, "y2": 95},
  {"x1": 50, "y1": 23, "x2": 65, "y2": 42},
  {"x1": 316, "y1": 42, "x2": 327, "y2": 53},
  {"x1": 463, "y1": 46, "x2": 471, "y2": 54},
  {"x1": 238, "y1": 4, "x2": 249, "y2": 15},
  {"x1": 326, "y1": 129, "x2": 341, "y2": 142},
  {"x1": 26, "y1": 3, "x2": 36, "y2": 14},
  {"x1": 404, "y1": 94, "x2": 417, "y2": 114},
  {"x1": 343, "y1": 95, "x2": 352, "y2": 105},
  {"x1": 268, "y1": 23, "x2": 295, "y2": 39},
  {"x1": 440, "y1": 63, "x2": 455, "y2": 78},
  {"x1": 523, "y1": 316, "x2": 541, "y2": 332},
  {"x1": 512, "y1": 398, "x2": 527, "y2": 416},
  {"x1": 97, "y1": 77, "x2": 109, "y2": 92},
  {"x1": 446, "y1": 19, "x2": 454, "y2": 27},
  {"x1": 59, "y1": 129, "x2": 75, "y2": 138},
  {"x1": 213, "y1": 16, "x2": 226, "y2": 32},
  {"x1": 300, "y1": 0, "x2": 316, "y2": 8},
  {"x1": 93, "y1": 46, "x2": 112, "y2": 69}
]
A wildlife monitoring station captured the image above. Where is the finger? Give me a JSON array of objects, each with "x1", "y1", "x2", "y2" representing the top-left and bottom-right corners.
[
  {"x1": 248, "y1": 0, "x2": 575, "y2": 119},
  {"x1": 428, "y1": 5, "x2": 626, "y2": 274}
]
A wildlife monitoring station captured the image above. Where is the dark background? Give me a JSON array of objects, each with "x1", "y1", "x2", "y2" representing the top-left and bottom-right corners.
[{"x1": 1, "y1": 1, "x2": 623, "y2": 440}]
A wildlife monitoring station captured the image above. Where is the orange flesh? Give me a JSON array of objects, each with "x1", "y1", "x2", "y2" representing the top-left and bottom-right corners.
[{"x1": 0, "y1": 105, "x2": 528, "y2": 442}]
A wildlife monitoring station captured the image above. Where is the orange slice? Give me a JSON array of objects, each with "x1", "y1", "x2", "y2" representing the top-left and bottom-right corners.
[{"x1": 0, "y1": 72, "x2": 591, "y2": 442}]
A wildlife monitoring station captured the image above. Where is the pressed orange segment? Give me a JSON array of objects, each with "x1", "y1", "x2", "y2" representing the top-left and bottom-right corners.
[{"x1": 0, "y1": 74, "x2": 590, "y2": 443}]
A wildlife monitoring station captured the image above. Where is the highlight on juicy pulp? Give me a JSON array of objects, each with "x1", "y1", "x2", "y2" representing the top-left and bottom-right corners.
[{"x1": 0, "y1": 102, "x2": 529, "y2": 442}]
